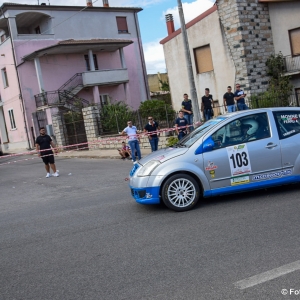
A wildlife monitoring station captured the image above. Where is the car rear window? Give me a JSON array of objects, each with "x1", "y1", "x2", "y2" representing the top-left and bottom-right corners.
[{"x1": 273, "y1": 111, "x2": 300, "y2": 139}]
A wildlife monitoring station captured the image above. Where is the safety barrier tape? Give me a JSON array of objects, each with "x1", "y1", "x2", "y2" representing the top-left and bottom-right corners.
[
  {"x1": 0, "y1": 146, "x2": 91, "y2": 166},
  {"x1": 0, "y1": 122, "x2": 202, "y2": 165}
]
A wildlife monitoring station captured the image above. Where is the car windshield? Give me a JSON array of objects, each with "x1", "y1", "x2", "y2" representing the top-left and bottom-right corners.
[{"x1": 177, "y1": 116, "x2": 227, "y2": 147}]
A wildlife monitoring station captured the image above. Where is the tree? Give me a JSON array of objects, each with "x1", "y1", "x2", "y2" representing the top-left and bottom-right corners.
[{"x1": 250, "y1": 52, "x2": 293, "y2": 108}]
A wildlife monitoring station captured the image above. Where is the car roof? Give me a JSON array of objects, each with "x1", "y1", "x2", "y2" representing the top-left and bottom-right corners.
[{"x1": 222, "y1": 107, "x2": 300, "y2": 118}]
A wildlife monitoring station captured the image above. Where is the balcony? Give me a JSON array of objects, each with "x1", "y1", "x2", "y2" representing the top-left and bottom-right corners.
[
  {"x1": 283, "y1": 55, "x2": 300, "y2": 76},
  {"x1": 82, "y1": 69, "x2": 129, "y2": 86}
]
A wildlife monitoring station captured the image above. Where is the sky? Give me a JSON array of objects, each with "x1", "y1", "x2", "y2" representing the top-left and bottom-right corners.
[{"x1": 0, "y1": 0, "x2": 215, "y2": 74}]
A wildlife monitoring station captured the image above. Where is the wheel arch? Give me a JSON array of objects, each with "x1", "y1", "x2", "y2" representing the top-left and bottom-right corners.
[{"x1": 159, "y1": 170, "x2": 204, "y2": 199}]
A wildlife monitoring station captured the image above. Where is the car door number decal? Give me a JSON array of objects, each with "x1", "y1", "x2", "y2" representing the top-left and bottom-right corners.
[
  {"x1": 229, "y1": 152, "x2": 248, "y2": 168},
  {"x1": 227, "y1": 144, "x2": 252, "y2": 177}
]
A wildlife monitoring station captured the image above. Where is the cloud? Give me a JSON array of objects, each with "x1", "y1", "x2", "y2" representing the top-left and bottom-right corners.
[
  {"x1": 143, "y1": 0, "x2": 214, "y2": 74},
  {"x1": 0, "y1": 0, "x2": 164, "y2": 7},
  {"x1": 143, "y1": 39, "x2": 166, "y2": 74},
  {"x1": 163, "y1": 0, "x2": 214, "y2": 28}
]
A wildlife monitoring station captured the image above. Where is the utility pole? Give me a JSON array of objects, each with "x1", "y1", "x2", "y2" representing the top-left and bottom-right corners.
[{"x1": 177, "y1": 0, "x2": 201, "y2": 122}]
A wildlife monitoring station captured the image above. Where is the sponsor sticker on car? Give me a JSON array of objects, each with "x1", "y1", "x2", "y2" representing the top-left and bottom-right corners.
[
  {"x1": 231, "y1": 175, "x2": 250, "y2": 186},
  {"x1": 252, "y1": 169, "x2": 292, "y2": 181}
]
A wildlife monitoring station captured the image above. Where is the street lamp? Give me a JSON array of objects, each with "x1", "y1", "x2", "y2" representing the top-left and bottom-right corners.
[{"x1": 177, "y1": 0, "x2": 201, "y2": 123}]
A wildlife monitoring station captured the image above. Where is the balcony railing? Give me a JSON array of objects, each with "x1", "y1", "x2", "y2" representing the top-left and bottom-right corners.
[
  {"x1": 34, "y1": 90, "x2": 89, "y2": 110},
  {"x1": 283, "y1": 55, "x2": 300, "y2": 74}
]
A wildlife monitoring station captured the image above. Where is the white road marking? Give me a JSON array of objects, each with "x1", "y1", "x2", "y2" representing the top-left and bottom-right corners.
[{"x1": 234, "y1": 260, "x2": 300, "y2": 289}]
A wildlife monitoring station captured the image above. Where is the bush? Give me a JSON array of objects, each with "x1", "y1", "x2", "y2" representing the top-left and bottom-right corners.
[
  {"x1": 139, "y1": 99, "x2": 175, "y2": 120},
  {"x1": 100, "y1": 101, "x2": 133, "y2": 134},
  {"x1": 166, "y1": 136, "x2": 178, "y2": 147},
  {"x1": 250, "y1": 52, "x2": 293, "y2": 108}
]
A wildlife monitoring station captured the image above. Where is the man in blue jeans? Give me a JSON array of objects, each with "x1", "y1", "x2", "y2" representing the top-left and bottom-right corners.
[
  {"x1": 181, "y1": 93, "x2": 194, "y2": 131},
  {"x1": 223, "y1": 86, "x2": 236, "y2": 113},
  {"x1": 144, "y1": 116, "x2": 160, "y2": 152},
  {"x1": 175, "y1": 111, "x2": 189, "y2": 140},
  {"x1": 234, "y1": 84, "x2": 248, "y2": 110},
  {"x1": 121, "y1": 121, "x2": 141, "y2": 163}
]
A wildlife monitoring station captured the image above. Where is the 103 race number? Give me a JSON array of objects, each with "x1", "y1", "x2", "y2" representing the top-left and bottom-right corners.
[
  {"x1": 229, "y1": 152, "x2": 249, "y2": 168},
  {"x1": 227, "y1": 144, "x2": 252, "y2": 177}
]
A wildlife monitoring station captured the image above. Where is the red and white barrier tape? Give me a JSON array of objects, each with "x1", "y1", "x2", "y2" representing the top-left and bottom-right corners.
[{"x1": 0, "y1": 122, "x2": 202, "y2": 165}]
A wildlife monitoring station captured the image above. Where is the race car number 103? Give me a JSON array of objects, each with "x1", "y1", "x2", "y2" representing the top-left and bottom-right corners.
[{"x1": 229, "y1": 152, "x2": 249, "y2": 168}]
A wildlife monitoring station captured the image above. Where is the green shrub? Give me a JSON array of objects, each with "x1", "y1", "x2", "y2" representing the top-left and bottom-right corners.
[{"x1": 166, "y1": 136, "x2": 178, "y2": 147}]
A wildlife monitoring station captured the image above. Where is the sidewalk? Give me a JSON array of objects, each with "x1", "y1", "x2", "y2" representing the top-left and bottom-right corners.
[{"x1": 58, "y1": 148, "x2": 153, "y2": 159}]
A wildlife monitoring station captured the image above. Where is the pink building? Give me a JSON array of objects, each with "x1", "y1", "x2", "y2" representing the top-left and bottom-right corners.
[{"x1": 0, "y1": 1, "x2": 149, "y2": 151}]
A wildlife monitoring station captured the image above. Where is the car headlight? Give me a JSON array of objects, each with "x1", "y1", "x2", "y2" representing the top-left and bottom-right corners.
[{"x1": 137, "y1": 160, "x2": 161, "y2": 177}]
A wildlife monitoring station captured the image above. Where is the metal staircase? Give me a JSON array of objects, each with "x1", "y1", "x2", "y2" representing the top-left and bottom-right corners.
[{"x1": 34, "y1": 73, "x2": 88, "y2": 110}]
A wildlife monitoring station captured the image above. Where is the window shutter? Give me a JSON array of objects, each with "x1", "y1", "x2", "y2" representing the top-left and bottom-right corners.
[
  {"x1": 194, "y1": 45, "x2": 214, "y2": 74},
  {"x1": 290, "y1": 28, "x2": 300, "y2": 56},
  {"x1": 116, "y1": 17, "x2": 128, "y2": 33}
]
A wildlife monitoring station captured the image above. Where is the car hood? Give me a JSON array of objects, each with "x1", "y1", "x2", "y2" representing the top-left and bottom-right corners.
[{"x1": 139, "y1": 147, "x2": 189, "y2": 166}]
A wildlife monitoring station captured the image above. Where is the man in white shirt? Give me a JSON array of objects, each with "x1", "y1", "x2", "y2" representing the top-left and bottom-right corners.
[{"x1": 121, "y1": 121, "x2": 141, "y2": 163}]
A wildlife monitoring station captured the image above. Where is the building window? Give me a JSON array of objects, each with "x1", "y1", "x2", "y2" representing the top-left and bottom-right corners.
[
  {"x1": 1, "y1": 68, "x2": 9, "y2": 88},
  {"x1": 194, "y1": 45, "x2": 214, "y2": 74},
  {"x1": 84, "y1": 54, "x2": 98, "y2": 71},
  {"x1": 116, "y1": 17, "x2": 128, "y2": 33},
  {"x1": 8, "y1": 109, "x2": 16, "y2": 129},
  {"x1": 100, "y1": 94, "x2": 110, "y2": 107},
  {"x1": 289, "y1": 27, "x2": 300, "y2": 56}
]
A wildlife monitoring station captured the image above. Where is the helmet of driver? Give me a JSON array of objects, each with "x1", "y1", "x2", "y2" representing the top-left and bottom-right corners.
[{"x1": 241, "y1": 119, "x2": 259, "y2": 135}]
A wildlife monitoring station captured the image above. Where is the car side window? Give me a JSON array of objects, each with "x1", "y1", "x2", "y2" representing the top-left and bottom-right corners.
[
  {"x1": 211, "y1": 113, "x2": 271, "y2": 149},
  {"x1": 273, "y1": 111, "x2": 300, "y2": 139}
]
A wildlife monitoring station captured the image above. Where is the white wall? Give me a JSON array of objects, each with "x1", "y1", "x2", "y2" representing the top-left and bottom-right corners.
[{"x1": 163, "y1": 10, "x2": 235, "y2": 115}]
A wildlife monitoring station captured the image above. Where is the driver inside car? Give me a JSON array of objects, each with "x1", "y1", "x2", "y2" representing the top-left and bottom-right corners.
[{"x1": 239, "y1": 119, "x2": 259, "y2": 142}]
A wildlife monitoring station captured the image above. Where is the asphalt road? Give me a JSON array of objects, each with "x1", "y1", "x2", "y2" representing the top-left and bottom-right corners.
[{"x1": 1, "y1": 156, "x2": 300, "y2": 300}]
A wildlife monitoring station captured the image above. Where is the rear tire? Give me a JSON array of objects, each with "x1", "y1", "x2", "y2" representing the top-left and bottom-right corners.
[{"x1": 161, "y1": 174, "x2": 200, "y2": 212}]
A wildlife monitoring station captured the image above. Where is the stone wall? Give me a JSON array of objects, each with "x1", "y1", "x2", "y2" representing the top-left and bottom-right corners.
[
  {"x1": 218, "y1": 0, "x2": 275, "y2": 94},
  {"x1": 95, "y1": 132, "x2": 170, "y2": 150},
  {"x1": 82, "y1": 105, "x2": 172, "y2": 150}
]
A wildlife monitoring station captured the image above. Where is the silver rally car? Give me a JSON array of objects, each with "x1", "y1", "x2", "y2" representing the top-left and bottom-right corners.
[{"x1": 129, "y1": 108, "x2": 300, "y2": 212}]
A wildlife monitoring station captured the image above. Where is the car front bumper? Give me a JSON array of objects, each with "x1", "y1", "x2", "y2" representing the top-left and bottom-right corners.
[{"x1": 129, "y1": 185, "x2": 160, "y2": 204}]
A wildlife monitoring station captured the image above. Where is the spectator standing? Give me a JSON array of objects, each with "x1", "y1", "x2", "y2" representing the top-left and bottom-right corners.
[
  {"x1": 144, "y1": 116, "x2": 160, "y2": 152},
  {"x1": 201, "y1": 88, "x2": 214, "y2": 121},
  {"x1": 234, "y1": 84, "x2": 248, "y2": 110},
  {"x1": 223, "y1": 86, "x2": 236, "y2": 113},
  {"x1": 121, "y1": 121, "x2": 141, "y2": 163},
  {"x1": 35, "y1": 127, "x2": 59, "y2": 178},
  {"x1": 181, "y1": 93, "x2": 194, "y2": 131},
  {"x1": 175, "y1": 111, "x2": 189, "y2": 140}
]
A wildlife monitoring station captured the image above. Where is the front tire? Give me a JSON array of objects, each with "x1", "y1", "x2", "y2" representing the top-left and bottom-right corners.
[{"x1": 162, "y1": 174, "x2": 200, "y2": 212}]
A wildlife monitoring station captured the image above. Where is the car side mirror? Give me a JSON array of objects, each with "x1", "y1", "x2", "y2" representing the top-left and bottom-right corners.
[{"x1": 195, "y1": 136, "x2": 215, "y2": 155}]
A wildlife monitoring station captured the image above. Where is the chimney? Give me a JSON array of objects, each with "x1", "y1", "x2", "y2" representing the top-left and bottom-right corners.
[
  {"x1": 165, "y1": 14, "x2": 175, "y2": 35},
  {"x1": 103, "y1": 0, "x2": 109, "y2": 7},
  {"x1": 86, "y1": 0, "x2": 93, "y2": 7}
]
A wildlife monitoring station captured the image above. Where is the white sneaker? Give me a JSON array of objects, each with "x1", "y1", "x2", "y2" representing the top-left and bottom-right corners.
[
  {"x1": 46, "y1": 173, "x2": 51, "y2": 178},
  {"x1": 53, "y1": 172, "x2": 59, "y2": 177}
]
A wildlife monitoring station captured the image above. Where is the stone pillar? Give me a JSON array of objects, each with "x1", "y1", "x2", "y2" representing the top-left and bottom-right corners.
[
  {"x1": 217, "y1": 0, "x2": 275, "y2": 95},
  {"x1": 52, "y1": 114, "x2": 69, "y2": 147},
  {"x1": 82, "y1": 106, "x2": 101, "y2": 149}
]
